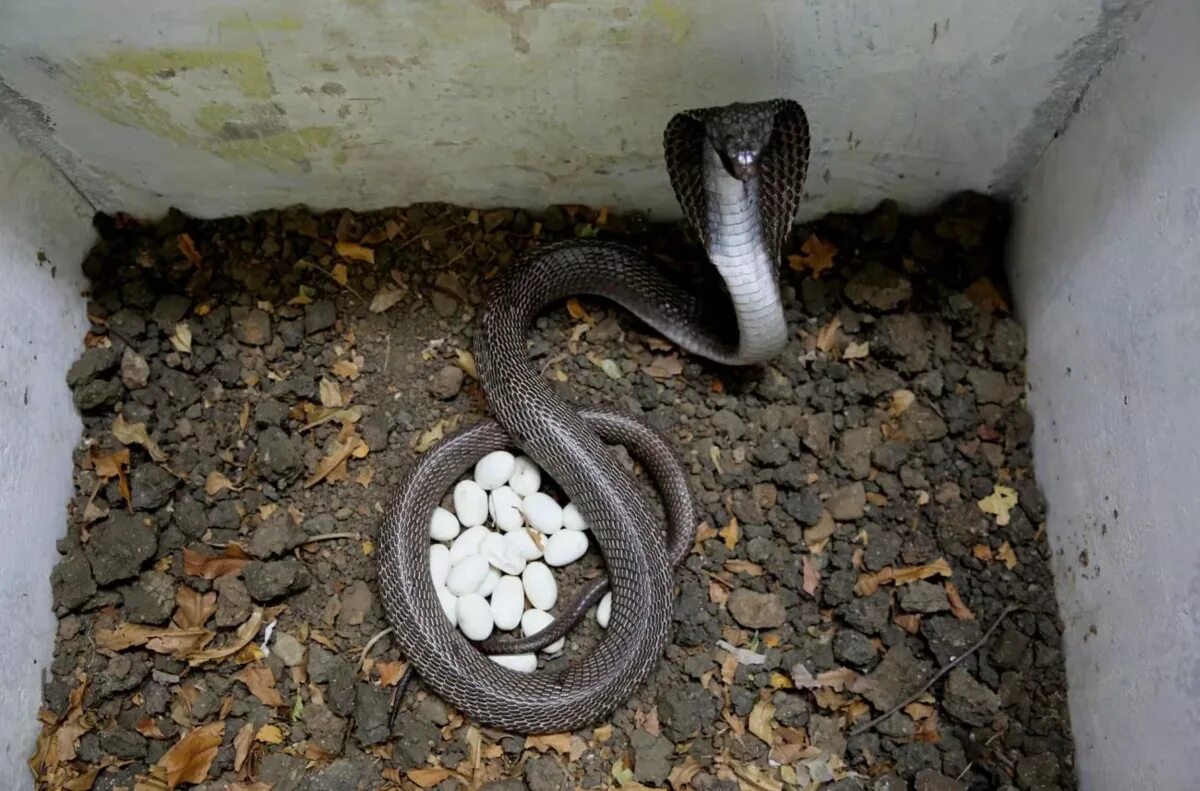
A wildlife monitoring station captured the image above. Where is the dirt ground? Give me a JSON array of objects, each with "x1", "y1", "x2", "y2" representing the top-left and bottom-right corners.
[{"x1": 33, "y1": 193, "x2": 1076, "y2": 791}]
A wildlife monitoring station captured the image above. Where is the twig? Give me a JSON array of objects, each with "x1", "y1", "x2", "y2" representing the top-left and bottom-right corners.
[
  {"x1": 850, "y1": 605, "x2": 1017, "y2": 737},
  {"x1": 359, "y1": 627, "x2": 394, "y2": 670},
  {"x1": 305, "y1": 532, "x2": 361, "y2": 543},
  {"x1": 299, "y1": 259, "x2": 364, "y2": 301}
]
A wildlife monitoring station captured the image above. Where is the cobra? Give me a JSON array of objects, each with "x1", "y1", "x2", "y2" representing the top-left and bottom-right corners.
[{"x1": 377, "y1": 99, "x2": 810, "y2": 733}]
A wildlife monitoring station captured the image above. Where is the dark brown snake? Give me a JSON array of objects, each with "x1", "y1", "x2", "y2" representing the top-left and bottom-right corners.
[{"x1": 377, "y1": 99, "x2": 810, "y2": 733}]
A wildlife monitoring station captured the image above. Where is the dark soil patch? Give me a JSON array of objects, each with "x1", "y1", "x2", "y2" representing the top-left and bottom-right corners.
[{"x1": 35, "y1": 194, "x2": 1074, "y2": 790}]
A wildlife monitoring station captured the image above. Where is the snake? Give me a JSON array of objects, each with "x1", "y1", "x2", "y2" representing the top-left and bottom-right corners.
[{"x1": 377, "y1": 99, "x2": 810, "y2": 733}]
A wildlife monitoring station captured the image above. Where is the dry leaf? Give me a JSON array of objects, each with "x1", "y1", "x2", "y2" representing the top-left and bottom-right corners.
[
  {"x1": 801, "y1": 555, "x2": 820, "y2": 597},
  {"x1": 319, "y1": 377, "x2": 344, "y2": 408},
  {"x1": 332, "y1": 358, "x2": 360, "y2": 380},
  {"x1": 235, "y1": 665, "x2": 285, "y2": 707},
  {"x1": 965, "y1": 277, "x2": 1009, "y2": 314},
  {"x1": 668, "y1": 755, "x2": 703, "y2": 790},
  {"x1": 186, "y1": 608, "x2": 264, "y2": 666},
  {"x1": 978, "y1": 484, "x2": 1018, "y2": 526},
  {"x1": 843, "y1": 340, "x2": 870, "y2": 360},
  {"x1": 788, "y1": 234, "x2": 838, "y2": 278},
  {"x1": 229, "y1": 784, "x2": 272, "y2": 791},
  {"x1": 944, "y1": 582, "x2": 976, "y2": 620},
  {"x1": 973, "y1": 544, "x2": 994, "y2": 562},
  {"x1": 525, "y1": 732, "x2": 573, "y2": 755},
  {"x1": 173, "y1": 587, "x2": 217, "y2": 629},
  {"x1": 330, "y1": 262, "x2": 348, "y2": 286},
  {"x1": 376, "y1": 660, "x2": 408, "y2": 687},
  {"x1": 748, "y1": 698, "x2": 776, "y2": 746},
  {"x1": 593, "y1": 723, "x2": 614, "y2": 742},
  {"x1": 730, "y1": 761, "x2": 784, "y2": 791},
  {"x1": 725, "y1": 559, "x2": 764, "y2": 577},
  {"x1": 456, "y1": 349, "x2": 478, "y2": 379},
  {"x1": 645, "y1": 354, "x2": 684, "y2": 379},
  {"x1": 709, "y1": 579, "x2": 730, "y2": 606},
  {"x1": 413, "y1": 416, "x2": 458, "y2": 453},
  {"x1": 256, "y1": 723, "x2": 284, "y2": 744},
  {"x1": 646, "y1": 336, "x2": 673, "y2": 351},
  {"x1": 407, "y1": 767, "x2": 454, "y2": 788},
  {"x1": 816, "y1": 316, "x2": 842, "y2": 354},
  {"x1": 159, "y1": 721, "x2": 224, "y2": 790},
  {"x1": 889, "y1": 389, "x2": 916, "y2": 418},
  {"x1": 369, "y1": 284, "x2": 404, "y2": 313},
  {"x1": 178, "y1": 234, "x2": 202, "y2": 266},
  {"x1": 720, "y1": 517, "x2": 740, "y2": 550},
  {"x1": 95, "y1": 622, "x2": 213, "y2": 656},
  {"x1": 305, "y1": 433, "x2": 366, "y2": 488},
  {"x1": 183, "y1": 546, "x2": 249, "y2": 580},
  {"x1": 565, "y1": 297, "x2": 590, "y2": 322},
  {"x1": 112, "y1": 414, "x2": 167, "y2": 462},
  {"x1": 204, "y1": 470, "x2": 237, "y2": 497},
  {"x1": 894, "y1": 613, "x2": 922, "y2": 633},
  {"x1": 791, "y1": 664, "x2": 858, "y2": 691},
  {"x1": 170, "y1": 323, "x2": 192, "y2": 354},
  {"x1": 891, "y1": 557, "x2": 953, "y2": 585},
  {"x1": 997, "y1": 541, "x2": 1018, "y2": 569},
  {"x1": 335, "y1": 241, "x2": 375, "y2": 263},
  {"x1": 233, "y1": 722, "x2": 254, "y2": 773},
  {"x1": 136, "y1": 716, "x2": 167, "y2": 739}
]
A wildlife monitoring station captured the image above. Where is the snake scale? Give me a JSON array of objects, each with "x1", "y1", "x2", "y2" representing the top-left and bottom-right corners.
[{"x1": 377, "y1": 99, "x2": 810, "y2": 733}]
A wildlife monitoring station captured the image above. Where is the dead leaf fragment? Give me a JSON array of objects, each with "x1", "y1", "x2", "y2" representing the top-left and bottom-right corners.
[
  {"x1": 255, "y1": 723, "x2": 284, "y2": 744},
  {"x1": 183, "y1": 545, "x2": 249, "y2": 580},
  {"x1": 235, "y1": 664, "x2": 285, "y2": 707},
  {"x1": 232, "y1": 722, "x2": 254, "y2": 773},
  {"x1": 112, "y1": 414, "x2": 167, "y2": 462},
  {"x1": 159, "y1": 721, "x2": 224, "y2": 790},
  {"x1": 978, "y1": 484, "x2": 1019, "y2": 526},
  {"x1": 169, "y1": 323, "x2": 192, "y2": 354},
  {"x1": 186, "y1": 607, "x2": 264, "y2": 666},
  {"x1": 644, "y1": 354, "x2": 684, "y2": 379},
  {"x1": 178, "y1": 234, "x2": 202, "y2": 267},
  {"x1": 204, "y1": 470, "x2": 237, "y2": 497},
  {"x1": 319, "y1": 377, "x2": 344, "y2": 408},
  {"x1": 997, "y1": 541, "x2": 1019, "y2": 569},
  {"x1": 525, "y1": 732, "x2": 573, "y2": 755},
  {"x1": 891, "y1": 556, "x2": 953, "y2": 585},
  {"x1": 889, "y1": 389, "x2": 916, "y2": 417},
  {"x1": 720, "y1": 517, "x2": 740, "y2": 551},
  {"x1": 944, "y1": 582, "x2": 976, "y2": 620},
  {"x1": 965, "y1": 276, "x2": 1010, "y2": 314},
  {"x1": 748, "y1": 698, "x2": 776, "y2": 746},
  {"x1": 407, "y1": 767, "x2": 454, "y2": 788},
  {"x1": 843, "y1": 340, "x2": 870, "y2": 360},
  {"x1": 788, "y1": 234, "x2": 838, "y2": 278},
  {"x1": 816, "y1": 316, "x2": 842, "y2": 354},
  {"x1": 456, "y1": 348, "x2": 478, "y2": 379},
  {"x1": 369, "y1": 284, "x2": 404, "y2": 313},
  {"x1": 174, "y1": 587, "x2": 217, "y2": 630},
  {"x1": 668, "y1": 756, "x2": 703, "y2": 789},
  {"x1": 801, "y1": 555, "x2": 820, "y2": 597},
  {"x1": 335, "y1": 241, "x2": 375, "y2": 264}
]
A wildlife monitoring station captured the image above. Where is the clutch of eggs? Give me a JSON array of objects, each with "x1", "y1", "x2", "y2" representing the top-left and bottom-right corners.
[{"x1": 429, "y1": 450, "x2": 611, "y2": 672}]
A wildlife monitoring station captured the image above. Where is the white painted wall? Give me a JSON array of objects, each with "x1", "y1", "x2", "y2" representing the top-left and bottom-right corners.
[
  {"x1": 1010, "y1": 1, "x2": 1200, "y2": 787},
  {"x1": 0, "y1": 0, "x2": 1143, "y2": 220},
  {"x1": 0, "y1": 125, "x2": 94, "y2": 789}
]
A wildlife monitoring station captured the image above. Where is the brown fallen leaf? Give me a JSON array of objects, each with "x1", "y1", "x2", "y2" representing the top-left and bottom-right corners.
[
  {"x1": 891, "y1": 557, "x2": 953, "y2": 585},
  {"x1": 565, "y1": 297, "x2": 591, "y2": 322},
  {"x1": 174, "y1": 586, "x2": 217, "y2": 630},
  {"x1": 169, "y1": 323, "x2": 192, "y2": 354},
  {"x1": 788, "y1": 234, "x2": 838, "y2": 278},
  {"x1": 525, "y1": 732, "x2": 573, "y2": 755},
  {"x1": 256, "y1": 723, "x2": 284, "y2": 744},
  {"x1": 335, "y1": 241, "x2": 375, "y2": 264},
  {"x1": 95, "y1": 622, "x2": 213, "y2": 655},
  {"x1": 801, "y1": 555, "x2": 820, "y2": 597},
  {"x1": 369, "y1": 284, "x2": 405, "y2": 313},
  {"x1": 997, "y1": 541, "x2": 1019, "y2": 569},
  {"x1": 456, "y1": 348, "x2": 478, "y2": 379},
  {"x1": 791, "y1": 664, "x2": 858, "y2": 691},
  {"x1": 319, "y1": 377, "x2": 344, "y2": 408},
  {"x1": 972, "y1": 544, "x2": 994, "y2": 561},
  {"x1": 978, "y1": 484, "x2": 1019, "y2": 526},
  {"x1": 815, "y1": 316, "x2": 842, "y2": 354},
  {"x1": 748, "y1": 698, "x2": 776, "y2": 746},
  {"x1": 376, "y1": 660, "x2": 408, "y2": 687},
  {"x1": 668, "y1": 755, "x2": 703, "y2": 790},
  {"x1": 228, "y1": 784, "x2": 272, "y2": 791},
  {"x1": 112, "y1": 414, "x2": 167, "y2": 462},
  {"x1": 178, "y1": 234, "x2": 202, "y2": 266},
  {"x1": 894, "y1": 613, "x2": 922, "y2": 633},
  {"x1": 889, "y1": 389, "x2": 916, "y2": 418},
  {"x1": 729, "y1": 761, "x2": 784, "y2": 791},
  {"x1": 724, "y1": 559, "x2": 764, "y2": 577},
  {"x1": 843, "y1": 340, "x2": 870, "y2": 360},
  {"x1": 332, "y1": 358, "x2": 360, "y2": 380},
  {"x1": 232, "y1": 722, "x2": 254, "y2": 773},
  {"x1": 407, "y1": 767, "x2": 455, "y2": 788},
  {"x1": 331, "y1": 262, "x2": 349, "y2": 286},
  {"x1": 305, "y1": 432, "x2": 367, "y2": 488},
  {"x1": 964, "y1": 277, "x2": 1010, "y2": 314},
  {"x1": 136, "y1": 716, "x2": 167, "y2": 739},
  {"x1": 204, "y1": 470, "x2": 237, "y2": 497},
  {"x1": 944, "y1": 582, "x2": 976, "y2": 620},
  {"x1": 646, "y1": 336, "x2": 673, "y2": 351},
  {"x1": 159, "y1": 721, "x2": 224, "y2": 790},
  {"x1": 644, "y1": 354, "x2": 684, "y2": 379},
  {"x1": 186, "y1": 607, "x2": 264, "y2": 667},
  {"x1": 183, "y1": 545, "x2": 249, "y2": 580},
  {"x1": 720, "y1": 517, "x2": 740, "y2": 550},
  {"x1": 235, "y1": 664, "x2": 285, "y2": 707}
]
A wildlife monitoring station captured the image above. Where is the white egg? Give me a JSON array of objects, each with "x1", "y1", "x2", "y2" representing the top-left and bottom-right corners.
[
  {"x1": 436, "y1": 587, "x2": 458, "y2": 626},
  {"x1": 489, "y1": 575, "x2": 526, "y2": 631},
  {"x1": 489, "y1": 653, "x2": 537, "y2": 673},
  {"x1": 562, "y1": 502, "x2": 587, "y2": 531},
  {"x1": 453, "y1": 479, "x2": 489, "y2": 527},
  {"x1": 430, "y1": 543, "x2": 451, "y2": 588},
  {"x1": 429, "y1": 506, "x2": 461, "y2": 541},
  {"x1": 543, "y1": 529, "x2": 589, "y2": 567},
  {"x1": 446, "y1": 555, "x2": 490, "y2": 596},
  {"x1": 456, "y1": 594, "x2": 494, "y2": 641},
  {"x1": 522, "y1": 492, "x2": 564, "y2": 535},
  {"x1": 521, "y1": 608, "x2": 564, "y2": 655},
  {"x1": 521, "y1": 561, "x2": 558, "y2": 611},
  {"x1": 449, "y1": 524, "x2": 492, "y2": 563},
  {"x1": 596, "y1": 591, "x2": 612, "y2": 628},
  {"x1": 474, "y1": 450, "x2": 516, "y2": 490},
  {"x1": 508, "y1": 456, "x2": 542, "y2": 496},
  {"x1": 483, "y1": 533, "x2": 527, "y2": 575},
  {"x1": 477, "y1": 566, "x2": 502, "y2": 597},
  {"x1": 505, "y1": 528, "x2": 545, "y2": 562},
  {"x1": 488, "y1": 486, "x2": 525, "y2": 532}
]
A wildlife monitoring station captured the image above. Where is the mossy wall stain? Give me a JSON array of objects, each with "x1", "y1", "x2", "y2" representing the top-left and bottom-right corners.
[
  {"x1": 642, "y1": 0, "x2": 692, "y2": 44},
  {"x1": 66, "y1": 47, "x2": 344, "y2": 173}
]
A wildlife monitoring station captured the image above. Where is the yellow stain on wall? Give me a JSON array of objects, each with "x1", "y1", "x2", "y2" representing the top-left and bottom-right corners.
[
  {"x1": 218, "y1": 14, "x2": 304, "y2": 33},
  {"x1": 643, "y1": 0, "x2": 693, "y2": 44}
]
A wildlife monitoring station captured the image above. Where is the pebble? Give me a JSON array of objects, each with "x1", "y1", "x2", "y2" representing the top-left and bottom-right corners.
[
  {"x1": 596, "y1": 592, "x2": 612, "y2": 628},
  {"x1": 430, "y1": 365, "x2": 464, "y2": 400},
  {"x1": 728, "y1": 589, "x2": 787, "y2": 629},
  {"x1": 429, "y1": 544, "x2": 451, "y2": 588},
  {"x1": 429, "y1": 507, "x2": 461, "y2": 541},
  {"x1": 490, "y1": 653, "x2": 537, "y2": 673},
  {"x1": 543, "y1": 530, "x2": 588, "y2": 566},
  {"x1": 521, "y1": 562, "x2": 558, "y2": 611},
  {"x1": 488, "y1": 486, "x2": 524, "y2": 532},
  {"x1": 521, "y1": 609, "x2": 564, "y2": 654},
  {"x1": 561, "y1": 502, "x2": 586, "y2": 531},
  {"x1": 449, "y1": 525, "x2": 492, "y2": 563},
  {"x1": 508, "y1": 456, "x2": 542, "y2": 495},
  {"x1": 474, "y1": 451, "x2": 516, "y2": 490},
  {"x1": 490, "y1": 575, "x2": 525, "y2": 631},
  {"x1": 453, "y1": 480, "x2": 489, "y2": 527},
  {"x1": 446, "y1": 555, "x2": 490, "y2": 596},
  {"x1": 456, "y1": 594, "x2": 494, "y2": 640},
  {"x1": 505, "y1": 528, "x2": 544, "y2": 562},
  {"x1": 522, "y1": 492, "x2": 564, "y2": 535},
  {"x1": 436, "y1": 587, "x2": 458, "y2": 626}
]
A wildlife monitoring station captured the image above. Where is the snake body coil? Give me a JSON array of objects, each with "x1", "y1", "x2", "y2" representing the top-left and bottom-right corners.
[{"x1": 378, "y1": 99, "x2": 810, "y2": 733}]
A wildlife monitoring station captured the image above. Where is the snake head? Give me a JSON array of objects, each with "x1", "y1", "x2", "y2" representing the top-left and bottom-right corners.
[{"x1": 704, "y1": 101, "x2": 777, "y2": 181}]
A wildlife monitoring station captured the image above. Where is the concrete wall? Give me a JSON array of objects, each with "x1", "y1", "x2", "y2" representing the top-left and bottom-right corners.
[
  {"x1": 0, "y1": 0, "x2": 1143, "y2": 221},
  {"x1": 0, "y1": 124, "x2": 94, "y2": 789},
  {"x1": 1009, "y1": 1, "x2": 1200, "y2": 787}
]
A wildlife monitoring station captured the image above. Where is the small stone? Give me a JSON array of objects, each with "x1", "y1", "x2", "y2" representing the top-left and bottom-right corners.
[
  {"x1": 833, "y1": 629, "x2": 876, "y2": 667},
  {"x1": 783, "y1": 490, "x2": 825, "y2": 526},
  {"x1": 728, "y1": 589, "x2": 786, "y2": 629},
  {"x1": 214, "y1": 576, "x2": 253, "y2": 627},
  {"x1": 988, "y1": 319, "x2": 1026, "y2": 370},
  {"x1": 658, "y1": 682, "x2": 718, "y2": 741},
  {"x1": 73, "y1": 377, "x2": 123, "y2": 411},
  {"x1": 943, "y1": 667, "x2": 999, "y2": 726},
  {"x1": 51, "y1": 552, "x2": 97, "y2": 611},
  {"x1": 243, "y1": 559, "x2": 311, "y2": 602},
  {"x1": 255, "y1": 399, "x2": 290, "y2": 428},
  {"x1": 122, "y1": 571, "x2": 176, "y2": 624},
  {"x1": 900, "y1": 403, "x2": 948, "y2": 441},
  {"x1": 107, "y1": 309, "x2": 146, "y2": 339},
  {"x1": 306, "y1": 703, "x2": 347, "y2": 754},
  {"x1": 842, "y1": 592, "x2": 890, "y2": 634},
  {"x1": 838, "y1": 427, "x2": 878, "y2": 479},
  {"x1": 892, "y1": 742, "x2": 942, "y2": 779},
  {"x1": 272, "y1": 631, "x2": 306, "y2": 667},
  {"x1": 845, "y1": 264, "x2": 912, "y2": 311},
  {"x1": 827, "y1": 483, "x2": 866, "y2": 521},
  {"x1": 391, "y1": 712, "x2": 441, "y2": 768},
  {"x1": 354, "y1": 683, "x2": 391, "y2": 745},
  {"x1": 914, "y1": 769, "x2": 967, "y2": 791},
  {"x1": 259, "y1": 752, "x2": 306, "y2": 791},
  {"x1": 338, "y1": 581, "x2": 373, "y2": 628},
  {"x1": 711, "y1": 409, "x2": 746, "y2": 440},
  {"x1": 966, "y1": 367, "x2": 1010, "y2": 405},
  {"x1": 863, "y1": 530, "x2": 902, "y2": 571},
  {"x1": 67, "y1": 347, "x2": 119, "y2": 387},
  {"x1": 854, "y1": 644, "x2": 932, "y2": 711},
  {"x1": 630, "y1": 730, "x2": 673, "y2": 784},
  {"x1": 416, "y1": 696, "x2": 450, "y2": 726},
  {"x1": 258, "y1": 426, "x2": 305, "y2": 484},
  {"x1": 233, "y1": 307, "x2": 272, "y2": 345},
  {"x1": 297, "y1": 758, "x2": 370, "y2": 791},
  {"x1": 525, "y1": 754, "x2": 570, "y2": 791},
  {"x1": 431, "y1": 290, "x2": 459, "y2": 317},
  {"x1": 84, "y1": 512, "x2": 157, "y2": 585},
  {"x1": 990, "y1": 628, "x2": 1031, "y2": 670},
  {"x1": 871, "y1": 441, "x2": 910, "y2": 472},
  {"x1": 808, "y1": 714, "x2": 847, "y2": 757},
  {"x1": 430, "y1": 364, "x2": 465, "y2": 399},
  {"x1": 305, "y1": 300, "x2": 338, "y2": 335},
  {"x1": 922, "y1": 616, "x2": 982, "y2": 666},
  {"x1": 249, "y1": 514, "x2": 307, "y2": 558},
  {"x1": 120, "y1": 348, "x2": 150, "y2": 389},
  {"x1": 129, "y1": 464, "x2": 177, "y2": 511},
  {"x1": 898, "y1": 581, "x2": 950, "y2": 614},
  {"x1": 99, "y1": 727, "x2": 147, "y2": 760},
  {"x1": 1015, "y1": 753, "x2": 1060, "y2": 790}
]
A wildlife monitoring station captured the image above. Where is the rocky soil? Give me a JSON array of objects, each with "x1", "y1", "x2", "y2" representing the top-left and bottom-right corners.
[{"x1": 33, "y1": 193, "x2": 1075, "y2": 790}]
